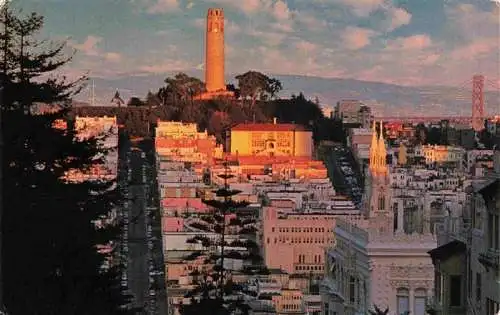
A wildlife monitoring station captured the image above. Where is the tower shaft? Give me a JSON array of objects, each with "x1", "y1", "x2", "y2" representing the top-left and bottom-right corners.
[
  {"x1": 472, "y1": 74, "x2": 485, "y2": 132},
  {"x1": 205, "y1": 8, "x2": 226, "y2": 93}
]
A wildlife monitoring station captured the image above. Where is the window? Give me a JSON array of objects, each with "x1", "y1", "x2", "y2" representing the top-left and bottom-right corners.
[
  {"x1": 476, "y1": 273, "x2": 481, "y2": 302},
  {"x1": 397, "y1": 288, "x2": 409, "y2": 315},
  {"x1": 324, "y1": 302, "x2": 329, "y2": 315},
  {"x1": 450, "y1": 275, "x2": 462, "y2": 307},
  {"x1": 349, "y1": 276, "x2": 356, "y2": 303},
  {"x1": 414, "y1": 289, "x2": 427, "y2": 315},
  {"x1": 486, "y1": 298, "x2": 499, "y2": 315},
  {"x1": 488, "y1": 213, "x2": 499, "y2": 250}
]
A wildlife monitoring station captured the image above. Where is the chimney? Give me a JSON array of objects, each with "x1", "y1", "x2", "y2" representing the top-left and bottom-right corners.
[{"x1": 273, "y1": 117, "x2": 277, "y2": 124}]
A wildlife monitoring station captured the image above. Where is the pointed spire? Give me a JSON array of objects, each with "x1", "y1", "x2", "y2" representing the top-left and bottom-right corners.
[
  {"x1": 377, "y1": 121, "x2": 387, "y2": 174},
  {"x1": 369, "y1": 120, "x2": 378, "y2": 172}
]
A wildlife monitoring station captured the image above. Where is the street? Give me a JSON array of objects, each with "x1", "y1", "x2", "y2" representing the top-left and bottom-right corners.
[
  {"x1": 127, "y1": 149, "x2": 150, "y2": 311},
  {"x1": 121, "y1": 142, "x2": 167, "y2": 314}
]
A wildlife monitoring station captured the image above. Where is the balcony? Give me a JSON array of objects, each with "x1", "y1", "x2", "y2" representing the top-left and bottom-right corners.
[
  {"x1": 320, "y1": 277, "x2": 344, "y2": 301},
  {"x1": 478, "y1": 248, "x2": 500, "y2": 271}
]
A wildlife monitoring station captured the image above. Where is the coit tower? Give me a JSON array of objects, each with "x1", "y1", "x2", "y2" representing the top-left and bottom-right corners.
[{"x1": 205, "y1": 8, "x2": 226, "y2": 93}]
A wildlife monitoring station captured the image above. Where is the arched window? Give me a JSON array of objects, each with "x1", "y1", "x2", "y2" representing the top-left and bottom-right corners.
[
  {"x1": 414, "y1": 288, "x2": 427, "y2": 315},
  {"x1": 397, "y1": 288, "x2": 409, "y2": 315},
  {"x1": 378, "y1": 195, "x2": 385, "y2": 211}
]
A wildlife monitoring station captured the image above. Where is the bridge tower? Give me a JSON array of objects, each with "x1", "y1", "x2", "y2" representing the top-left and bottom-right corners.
[{"x1": 472, "y1": 74, "x2": 485, "y2": 132}]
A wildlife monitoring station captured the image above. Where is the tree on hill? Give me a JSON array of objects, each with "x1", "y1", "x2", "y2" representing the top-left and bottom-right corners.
[
  {"x1": 1, "y1": 6, "x2": 131, "y2": 314},
  {"x1": 127, "y1": 96, "x2": 144, "y2": 107},
  {"x1": 160, "y1": 72, "x2": 205, "y2": 106},
  {"x1": 235, "y1": 71, "x2": 282, "y2": 110},
  {"x1": 145, "y1": 90, "x2": 161, "y2": 110}
]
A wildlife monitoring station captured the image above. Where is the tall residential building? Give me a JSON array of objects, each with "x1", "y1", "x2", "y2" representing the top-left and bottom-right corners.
[
  {"x1": 321, "y1": 122, "x2": 437, "y2": 315},
  {"x1": 262, "y1": 207, "x2": 337, "y2": 275},
  {"x1": 334, "y1": 100, "x2": 372, "y2": 127}
]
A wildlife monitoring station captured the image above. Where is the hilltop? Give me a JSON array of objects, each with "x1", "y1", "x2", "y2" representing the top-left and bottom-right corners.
[{"x1": 74, "y1": 73, "x2": 500, "y2": 116}]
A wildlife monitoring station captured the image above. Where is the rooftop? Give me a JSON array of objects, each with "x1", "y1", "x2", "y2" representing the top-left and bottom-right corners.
[{"x1": 231, "y1": 123, "x2": 310, "y2": 132}]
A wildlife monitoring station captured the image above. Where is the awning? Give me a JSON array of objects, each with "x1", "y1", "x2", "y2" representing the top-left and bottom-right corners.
[{"x1": 428, "y1": 239, "x2": 466, "y2": 262}]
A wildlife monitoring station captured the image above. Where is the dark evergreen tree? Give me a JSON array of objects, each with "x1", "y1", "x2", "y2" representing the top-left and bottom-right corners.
[
  {"x1": 1, "y1": 6, "x2": 131, "y2": 314},
  {"x1": 368, "y1": 305, "x2": 389, "y2": 315},
  {"x1": 179, "y1": 161, "x2": 257, "y2": 315}
]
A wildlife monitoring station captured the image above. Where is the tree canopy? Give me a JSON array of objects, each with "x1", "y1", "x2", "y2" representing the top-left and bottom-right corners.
[
  {"x1": 1, "y1": 6, "x2": 131, "y2": 314},
  {"x1": 235, "y1": 71, "x2": 282, "y2": 108}
]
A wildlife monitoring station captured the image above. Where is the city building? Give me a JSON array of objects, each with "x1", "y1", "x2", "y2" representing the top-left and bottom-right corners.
[
  {"x1": 428, "y1": 170, "x2": 500, "y2": 314},
  {"x1": 64, "y1": 116, "x2": 119, "y2": 182},
  {"x1": 230, "y1": 121, "x2": 313, "y2": 158},
  {"x1": 414, "y1": 145, "x2": 466, "y2": 168},
  {"x1": 155, "y1": 121, "x2": 223, "y2": 164},
  {"x1": 262, "y1": 207, "x2": 338, "y2": 275},
  {"x1": 333, "y1": 100, "x2": 372, "y2": 127},
  {"x1": 321, "y1": 122, "x2": 437, "y2": 315}
]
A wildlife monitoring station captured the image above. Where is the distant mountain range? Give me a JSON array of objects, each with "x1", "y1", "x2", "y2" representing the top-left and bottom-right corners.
[{"x1": 74, "y1": 72, "x2": 500, "y2": 117}]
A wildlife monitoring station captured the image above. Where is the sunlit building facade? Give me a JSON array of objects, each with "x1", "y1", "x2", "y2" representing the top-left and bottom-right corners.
[{"x1": 230, "y1": 121, "x2": 313, "y2": 158}]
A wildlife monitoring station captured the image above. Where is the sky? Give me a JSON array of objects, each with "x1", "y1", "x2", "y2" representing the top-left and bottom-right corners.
[{"x1": 12, "y1": 0, "x2": 500, "y2": 88}]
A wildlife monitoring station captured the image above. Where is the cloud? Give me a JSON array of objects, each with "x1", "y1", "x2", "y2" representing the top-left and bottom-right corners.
[
  {"x1": 335, "y1": 0, "x2": 386, "y2": 17},
  {"x1": 450, "y1": 38, "x2": 498, "y2": 61},
  {"x1": 146, "y1": 0, "x2": 179, "y2": 13},
  {"x1": 70, "y1": 35, "x2": 102, "y2": 56},
  {"x1": 69, "y1": 36, "x2": 124, "y2": 66},
  {"x1": 206, "y1": 0, "x2": 270, "y2": 15},
  {"x1": 385, "y1": 34, "x2": 432, "y2": 51},
  {"x1": 272, "y1": 0, "x2": 290, "y2": 20},
  {"x1": 138, "y1": 59, "x2": 194, "y2": 73},
  {"x1": 295, "y1": 40, "x2": 317, "y2": 53},
  {"x1": 226, "y1": 20, "x2": 242, "y2": 35},
  {"x1": 386, "y1": 7, "x2": 411, "y2": 31},
  {"x1": 341, "y1": 27, "x2": 377, "y2": 50},
  {"x1": 294, "y1": 12, "x2": 327, "y2": 31},
  {"x1": 248, "y1": 29, "x2": 287, "y2": 46},
  {"x1": 104, "y1": 52, "x2": 122, "y2": 62},
  {"x1": 57, "y1": 0, "x2": 499, "y2": 88}
]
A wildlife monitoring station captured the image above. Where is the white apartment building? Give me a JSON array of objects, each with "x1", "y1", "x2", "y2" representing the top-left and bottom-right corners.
[
  {"x1": 414, "y1": 145, "x2": 465, "y2": 168},
  {"x1": 428, "y1": 177, "x2": 500, "y2": 315}
]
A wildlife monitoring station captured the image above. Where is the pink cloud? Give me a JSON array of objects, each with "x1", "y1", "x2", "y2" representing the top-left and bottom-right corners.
[
  {"x1": 147, "y1": 0, "x2": 179, "y2": 13},
  {"x1": 387, "y1": 7, "x2": 411, "y2": 31},
  {"x1": 104, "y1": 52, "x2": 122, "y2": 62},
  {"x1": 336, "y1": 0, "x2": 386, "y2": 16},
  {"x1": 450, "y1": 38, "x2": 497, "y2": 61},
  {"x1": 341, "y1": 27, "x2": 376, "y2": 50},
  {"x1": 272, "y1": 0, "x2": 291, "y2": 20},
  {"x1": 295, "y1": 40, "x2": 317, "y2": 53},
  {"x1": 138, "y1": 59, "x2": 194, "y2": 73},
  {"x1": 385, "y1": 34, "x2": 432, "y2": 50},
  {"x1": 70, "y1": 35, "x2": 102, "y2": 56}
]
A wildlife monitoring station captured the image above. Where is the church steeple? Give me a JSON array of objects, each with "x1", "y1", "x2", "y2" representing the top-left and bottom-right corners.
[
  {"x1": 369, "y1": 121, "x2": 388, "y2": 175},
  {"x1": 376, "y1": 121, "x2": 387, "y2": 175},
  {"x1": 369, "y1": 120, "x2": 378, "y2": 173}
]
